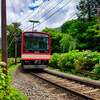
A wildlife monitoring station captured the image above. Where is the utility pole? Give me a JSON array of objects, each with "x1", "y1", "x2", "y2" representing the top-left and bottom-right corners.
[
  {"x1": 97, "y1": 6, "x2": 100, "y2": 32},
  {"x1": 29, "y1": 20, "x2": 39, "y2": 31},
  {"x1": 12, "y1": 22, "x2": 20, "y2": 65},
  {"x1": 1, "y1": 0, "x2": 8, "y2": 74},
  {"x1": 97, "y1": 0, "x2": 100, "y2": 32}
]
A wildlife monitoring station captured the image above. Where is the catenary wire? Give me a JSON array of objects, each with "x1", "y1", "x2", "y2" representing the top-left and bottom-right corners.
[
  {"x1": 22, "y1": 0, "x2": 64, "y2": 30},
  {"x1": 21, "y1": 0, "x2": 52, "y2": 29},
  {"x1": 19, "y1": 2, "x2": 44, "y2": 23},
  {"x1": 35, "y1": 0, "x2": 73, "y2": 28}
]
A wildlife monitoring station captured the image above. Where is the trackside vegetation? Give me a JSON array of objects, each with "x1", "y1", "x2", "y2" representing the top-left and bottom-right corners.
[
  {"x1": 49, "y1": 50, "x2": 100, "y2": 80},
  {"x1": 0, "y1": 58, "x2": 27, "y2": 100},
  {"x1": 2, "y1": 0, "x2": 99, "y2": 98},
  {"x1": 42, "y1": 0, "x2": 100, "y2": 79}
]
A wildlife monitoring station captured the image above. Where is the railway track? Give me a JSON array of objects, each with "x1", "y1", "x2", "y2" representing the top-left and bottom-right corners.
[{"x1": 30, "y1": 70, "x2": 100, "y2": 100}]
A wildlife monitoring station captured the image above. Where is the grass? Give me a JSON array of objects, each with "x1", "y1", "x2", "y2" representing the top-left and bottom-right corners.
[
  {"x1": 48, "y1": 66, "x2": 100, "y2": 80},
  {"x1": 48, "y1": 66, "x2": 61, "y2": 72},
  {"x1": 8, "y1": 63, "x2": 21, "y2": 74}
]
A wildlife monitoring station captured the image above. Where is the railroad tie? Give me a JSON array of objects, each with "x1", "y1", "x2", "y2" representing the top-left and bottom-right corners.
[
  {"x1": 82, "y1": 89, "x2": 100, "y2": 94},
  {"x1": 70, "y1": 85, "x2": 85, "y2": 89}
]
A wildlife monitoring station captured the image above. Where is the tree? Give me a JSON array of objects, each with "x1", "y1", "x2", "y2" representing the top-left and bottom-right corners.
[
  {"x1": 60, "y1": 34, "x2": 78, "y2": 53},
  {"x1": 76, "y1": 0, "x2": 99, "y2": 21},
  {"x1": 42, "y1": 27, "x2": 63, "y2": 53},
  {"x1": 61, "y1": 19, "x2": 88, "y2": 37},
  {"x1": 61, "y1": 15, "x2": 99, "y2": 51},
  {"x1": 82, "y1": 16, "x2": 100, "y2": 51},
  {"x1": 7, "y1": 25, "x2": 23, "y2": 57}
]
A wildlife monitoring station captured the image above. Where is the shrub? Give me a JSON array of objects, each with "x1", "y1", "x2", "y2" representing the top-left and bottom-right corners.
[
  {"x1": 74, "y1": 56, "x2": 87, "y2": 70},
  {"x1": 49, "y1": 50, "x2": 100, "y2": 72},
  {"x1": 8, "y1": 58, "x2": 21, "y2": 66},
  {"x1": 0, "y1": 67, "x2": 27, "y2": 100},
  {"x1": 74, "y1": 50, "x2": 99, "y2": 71},
  {"x1": 58, "y1": 50, "x2": 80, "y2": 71},
  {"x1": 49, "y1": 53, "x2": 60, "y2": 68},
  {"x1": 93, "y1": 59, "x2": 100, "y2": 75}
]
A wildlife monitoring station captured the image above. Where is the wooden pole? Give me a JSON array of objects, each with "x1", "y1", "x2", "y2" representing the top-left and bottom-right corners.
[
  {"x1": 97, "y1": 6, "x2": 100, "y2": 32},
  {"x1": 1, "y1": 0, "x2": 8, "y2": 74}
]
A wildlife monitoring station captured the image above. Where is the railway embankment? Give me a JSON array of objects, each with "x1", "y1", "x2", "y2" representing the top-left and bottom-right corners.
[
  {"x1": 11, "y1": 65, "x2": 100, "y2": 100},
  {"x1": 11, "y1": 65, "x2": 73, "y2": 100},
  {"x1": 44, "y1": 68, "x2": 100, "y2": 87}
]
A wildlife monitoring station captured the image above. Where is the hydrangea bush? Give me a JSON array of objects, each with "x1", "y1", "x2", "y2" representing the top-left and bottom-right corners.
[
  {"x1": 0, "y1": 63, "x2": 27, "y2": 100},
  {"x1": 49, "y1": 50, "x2": 100, "y2": 74}
]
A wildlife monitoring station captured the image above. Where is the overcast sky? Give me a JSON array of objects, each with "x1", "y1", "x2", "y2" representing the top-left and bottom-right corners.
[{"x1": 0, "y1": 0, "x2": 80, "y2": 37}]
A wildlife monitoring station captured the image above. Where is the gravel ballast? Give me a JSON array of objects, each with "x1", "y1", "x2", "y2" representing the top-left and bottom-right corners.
[
  {"x1": 11, "y1": 65, "x2": 85, "y2": 100},
  {"x1": 45, "y1": 68, "x2": 100, "y2": 87},
  {"x1": 11, "y1": 66, "x2": 61, "y2": 100}
]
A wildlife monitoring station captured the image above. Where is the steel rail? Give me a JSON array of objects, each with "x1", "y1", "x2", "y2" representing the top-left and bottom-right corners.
[
  {"x1": 31, "y1": 72, "x2": 94, "y2": 100},
  {"x1": 44, "y1": 69, "x2": 100, "y2": 88}
]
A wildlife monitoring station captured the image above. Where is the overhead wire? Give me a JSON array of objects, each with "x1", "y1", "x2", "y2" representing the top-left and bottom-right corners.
[
  {"x1": 23, "y1": 0, "x2": 64, "y2": 30},
  {"x1": 21, "y1": 0, "x2": 52, "y2": 30},
  {"x1": 7, "y1": 0, "x2": 82, "y2": 50},
  {"x1": 7, "y1": 37, "x2": 15, "y2": 50},
  {"x1": 27, "y1": 10, "x2": 79, "y2": 31},
  {"x1": 19, "y1": 2, "x2": 44, "y2": 23},
  {"x1": 34, "y1": 0, "x2": 73, "y2": 28},
  {"x1": 37, "y1": 0, "x2": 64, "y2": 21},
  {"x1": 17, "y1": 0, "x2": 31, "y2": 21}
]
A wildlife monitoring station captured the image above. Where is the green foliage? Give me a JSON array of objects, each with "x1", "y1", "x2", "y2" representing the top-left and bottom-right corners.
[
  {"x1": 60, "y1": 34, "x2": 78, "y2": 52},
  {"x1": 74, "y1": 50, "x2": 99, "y2": 71},
  {"x1": 57, "y1": 50, "x2": 80, "y2": 71},
  {"x1": 8, "y1": 58, "x2": 21, "y2": 66},
  {"x1": 76, "y1": 0, "x2": 99, "y2": 20},
  {"x1": 49, "y1": 53, "x2": 60, "y2": 68},
  {"x1": 42, "y1": 27, "x2": 63, "y2": 53},
  {"x1": 82, "y1": 16, "x2": 100, "y2": 51},
  {"x1": 93, "y1": 59, "x2": 100, "y2": 75},
  {"x1": 61, "y1": 16, "x2": 99, "y2": 51},
  {"x1": 7, "y1": 25, "x2": 23, "y2": 58},
  {"x1": 71, "y1": 70, "x2": 77, "y2": 75},
  {"x1": 50, "y1": 50, "x2": 100, "y2": 73},
  {"x1": 0, "y1": 68, "x2": 27, "y2": 100},
  {"x1": 61, "y1": 19, "x2": 88, "y2": 36}
]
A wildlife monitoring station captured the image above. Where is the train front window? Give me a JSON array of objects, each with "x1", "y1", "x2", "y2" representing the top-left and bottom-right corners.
[{"x1": 23, "y1": 33, "x2": 49, "y2": 53}]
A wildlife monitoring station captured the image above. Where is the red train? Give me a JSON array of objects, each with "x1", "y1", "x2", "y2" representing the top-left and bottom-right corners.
[{"x1": 21, "y1": 31, "x2": 51, "y2": 69}]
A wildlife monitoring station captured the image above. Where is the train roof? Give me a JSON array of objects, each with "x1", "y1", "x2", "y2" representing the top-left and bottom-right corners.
[{"x1": 22, "y1": 31, "x2": 50, "y2": 36}]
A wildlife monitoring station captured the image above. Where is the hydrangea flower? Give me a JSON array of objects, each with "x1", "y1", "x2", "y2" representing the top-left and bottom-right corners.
[
  {"x1": 8, "y1": 58, "x2": 11, "y2": 60},
  {"x1": 95, "y1": 64, "x2": 99, "y2": 67},
  {"x1": 0, "y1": 62, "x2": 7, "y2": 67},
  {"x1": 0, "y1": 69, "x2": 1, "y2": 73},
  {"x1": 83, "y1": 53, "x2": 87, "y2": 55}
]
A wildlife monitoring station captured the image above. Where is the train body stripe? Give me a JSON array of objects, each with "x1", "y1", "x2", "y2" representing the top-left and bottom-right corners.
[{"x1": 21, "y1": 54, "x2": 50, "y2": 59}]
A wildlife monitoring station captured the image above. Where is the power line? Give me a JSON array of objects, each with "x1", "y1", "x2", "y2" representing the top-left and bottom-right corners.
[
  {"x1": 17, "y1": 0, "x2": 31, "y2": 21},
  {"x1": 21, "y1": 0, "x2": 52, "y2": 29},
  {"x1": 22, "y1": 0, "x2": 64, "y2": 30},
  {"x1": 7, "y1": 37, "x2": 15, "y2": 50},
  {"x1": 19, "y1": 2, "x2": 44, "y2": 23},
  {"x1": 35, "y1": 0, "x2": 72, "y2": 28},
  {"x1": 38, "y1": 0, "x2": 64, "y2": 21},
  {"x1": 27, "y1": 10, "x2": 78, "y2": 31}
]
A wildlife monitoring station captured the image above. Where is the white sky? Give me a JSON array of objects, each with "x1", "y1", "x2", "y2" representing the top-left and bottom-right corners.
[{"x1": 0, "y1": 0, "x2": 80, "y2": 37}]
